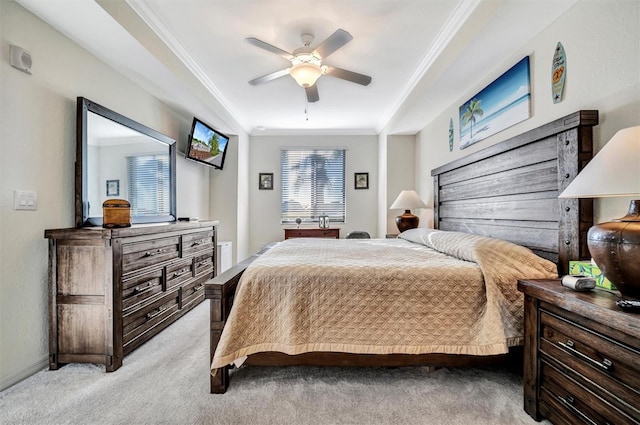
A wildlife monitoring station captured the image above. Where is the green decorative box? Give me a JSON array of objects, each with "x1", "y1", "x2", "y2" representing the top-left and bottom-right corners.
[{"x1": 569, "y1": 260, "x2": 616, "y2": 290}]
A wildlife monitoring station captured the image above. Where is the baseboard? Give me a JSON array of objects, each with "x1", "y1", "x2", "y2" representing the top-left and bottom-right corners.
[{"x1": 0, "y1": 355, "x2": 48, "y2": 392}]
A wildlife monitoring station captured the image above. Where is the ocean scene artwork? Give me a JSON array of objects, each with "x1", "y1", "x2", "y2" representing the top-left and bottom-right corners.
[{"x1": 459, "y1": 56, "x2": 531, "y2": 149}]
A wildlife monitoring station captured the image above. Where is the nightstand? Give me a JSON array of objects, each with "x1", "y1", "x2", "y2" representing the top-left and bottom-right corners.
[
  {"x1": 517, "y1": 279, "x2": 640, "y2": 424},
  {"x1": 284, "y1": 228, "x2": 340, "y2": 239}
]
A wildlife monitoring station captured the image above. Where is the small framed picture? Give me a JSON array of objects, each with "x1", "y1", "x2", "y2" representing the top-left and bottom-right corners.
[
  {"x1": 106, "y1": 179, "x2": 120, "y2": 196},
  {"x1": 354, "y1": 172, "x2": 369, "y2": 190},
  {"x1": 259, "y1": 173, "x2": 273, "y2": 190}
]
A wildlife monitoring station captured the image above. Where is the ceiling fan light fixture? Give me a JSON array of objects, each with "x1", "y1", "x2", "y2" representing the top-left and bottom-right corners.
[{"x1": 290, "y1": 63, "x2": 323, "y2": 88}]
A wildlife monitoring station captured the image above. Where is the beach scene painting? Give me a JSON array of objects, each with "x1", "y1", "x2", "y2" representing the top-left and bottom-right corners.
[{"x1": 459, "y1": 56, "x2": 531, "y2": 149}]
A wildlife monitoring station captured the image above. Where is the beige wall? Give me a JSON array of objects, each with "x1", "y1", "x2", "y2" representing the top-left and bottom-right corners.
[
  {"x1": 415, "y1": 0, "x2": 640, "y2": 225},
  {"x1": 0, "y1": 1, "x2": 213, "y2": 389},
  {"x1": 386, "y1": 135, "x2": 424, "y2": 235},
  {"x1": 249, "y1": 134, "x2": 379, "y2": 251}
]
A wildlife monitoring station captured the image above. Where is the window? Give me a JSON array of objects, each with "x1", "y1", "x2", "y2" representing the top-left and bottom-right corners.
[
  {"x1": 127, "y1": 154, "x2": 170, "y2": 216},
  {"x1": 281, "y1": 149, "x2": 345, "y2": 223}
]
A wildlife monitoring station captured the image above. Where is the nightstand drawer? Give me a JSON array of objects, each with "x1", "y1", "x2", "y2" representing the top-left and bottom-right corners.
[
  {"x1": 540, "y1": 360, "x2": 637, "y2": 425},
  {"x1": 540, "y1": 309, "x2": 640, "y2": 413},
  {"x1": 518, "y1": 279, "x2": 640, "y2": 424}
]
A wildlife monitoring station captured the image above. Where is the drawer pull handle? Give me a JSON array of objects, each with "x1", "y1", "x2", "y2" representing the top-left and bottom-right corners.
[
  {"x1": 191, "y1": 240, "x2": 205, "y2": 247},
  {"x1": 557, "y1": 395, "x2": 598, "y2": 425},
  {"x1": 197, "y1": 261, "x2": 210, "y2": 267},
  {"x1": 172, "y1": 268, "x2": 189, "y2": 278},
  {"x1": 133, "y1": 281, "x2": 155, "y2": 293},
  {"x1": 146, "y1": 306, "x2": 166, "y2": 320},
  {"x1": 144, "y1": 249, "x2": 165, "y2": 257},
  {"x1": 192, "y1": 284, "x2": 204, "y2": 294},
  {"x1": 559, "y1": 340, "x2": 614, "y2": 372}
]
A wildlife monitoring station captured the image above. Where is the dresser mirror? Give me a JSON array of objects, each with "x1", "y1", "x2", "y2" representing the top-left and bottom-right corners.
[{"x1": 76, "y1": 97, "x2": 176, "y2": 227}]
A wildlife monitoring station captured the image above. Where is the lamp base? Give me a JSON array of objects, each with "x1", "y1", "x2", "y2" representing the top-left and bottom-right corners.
[
  {"x1": 395, "y1": 210, "x2": 419, "y2": 233},
  {"x1": 588, "y1": 200, "x2": 640, "y2": 299}
]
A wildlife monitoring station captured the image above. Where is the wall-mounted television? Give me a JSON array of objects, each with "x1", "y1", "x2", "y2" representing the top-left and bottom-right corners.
[{"x1": 186, "y1": 117, "x2": 229, "y2": 170}]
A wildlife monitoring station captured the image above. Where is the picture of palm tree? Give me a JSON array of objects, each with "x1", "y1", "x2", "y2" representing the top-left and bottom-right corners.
[
  {"x1": 459, "y1": 56, "x2": 531, "y2": 149},
  {"x1": 461, "y1": 99, "x2": 483, "y2": 139}
]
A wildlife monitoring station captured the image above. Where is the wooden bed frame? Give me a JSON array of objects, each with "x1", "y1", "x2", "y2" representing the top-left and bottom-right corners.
[{"x1": 204, "y1": 110, "x2": 598, "y2": 393}]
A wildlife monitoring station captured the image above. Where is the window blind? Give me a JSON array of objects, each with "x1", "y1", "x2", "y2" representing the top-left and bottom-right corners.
[
  {"x1": 281, "y1": 148, "x2": 345, "y2": 223},
  {"x1": 127, "y1": 154, "x2": 170, "y2": 216}
]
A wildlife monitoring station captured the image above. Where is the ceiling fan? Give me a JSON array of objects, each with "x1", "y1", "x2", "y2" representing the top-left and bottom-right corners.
[{"x1": 246, "y1": 29, "x2": 372, "y2": 103}]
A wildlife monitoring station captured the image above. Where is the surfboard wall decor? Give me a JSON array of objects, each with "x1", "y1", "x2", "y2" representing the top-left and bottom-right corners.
[
  {"x1": 449, "y1": 118, "x2": 454, "y2": 151},
  {"x1": 552, "y1": 42, "x2": 566, "y2": 104}
]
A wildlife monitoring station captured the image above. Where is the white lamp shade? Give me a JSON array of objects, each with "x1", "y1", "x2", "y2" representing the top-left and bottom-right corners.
[
  {"x1": 559, "y1": 126, "x2": 640, "y2": 198},
  {"x1": 290, "y1": 63, "x2": 322, "y2": 88},
  {"x1": 390, "y1": 190, "x2": 427, "y2": 210}
]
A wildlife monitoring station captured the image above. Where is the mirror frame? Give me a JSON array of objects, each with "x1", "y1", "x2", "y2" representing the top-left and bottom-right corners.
[{"x1": 75, "y1": 97, "x2": 177, "y2": 227}]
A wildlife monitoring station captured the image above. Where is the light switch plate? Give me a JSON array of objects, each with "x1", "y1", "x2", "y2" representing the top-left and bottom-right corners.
[{"x1": 14, "y1": 190, "x2": 37, "y2": 211}]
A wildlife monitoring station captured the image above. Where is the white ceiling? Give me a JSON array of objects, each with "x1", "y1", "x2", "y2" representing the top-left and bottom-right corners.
[{"x1": 18, "y1": 0, "x2": 578, "y2": 136}]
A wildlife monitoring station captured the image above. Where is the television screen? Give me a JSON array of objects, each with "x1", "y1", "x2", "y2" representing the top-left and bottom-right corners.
[{"x1": 186, "y1": 117, "x2": 229, "y2": 169}]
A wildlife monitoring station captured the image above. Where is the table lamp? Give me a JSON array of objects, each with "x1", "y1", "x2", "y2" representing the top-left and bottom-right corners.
[
  {"x1": 390, "y1": 190, "x2": 428, "y2": 233},
  {"x1": 559, "y1": 126, "x2": 640, "y2": 299}
]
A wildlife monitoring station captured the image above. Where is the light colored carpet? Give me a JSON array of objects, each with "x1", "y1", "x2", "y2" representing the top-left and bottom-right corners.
[{"x1": 0, "y1": 302, "x2": 547, "y2": 425}]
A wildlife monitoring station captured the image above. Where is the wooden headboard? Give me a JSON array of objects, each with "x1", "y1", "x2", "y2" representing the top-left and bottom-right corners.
[{"x1": 431, "y1": 110, "x2": 598, "y2": 274}]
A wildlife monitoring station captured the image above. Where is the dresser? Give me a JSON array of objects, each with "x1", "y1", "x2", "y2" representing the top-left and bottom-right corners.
[
  {"x1": 284, "y1": 228, "x2": 340, "y2": 239},
  {"x1": 517, "y1": 279, "x2": 640, "y2": 425},
  {"x1": 45, "y1": 221, "x2": 218, "y2": 372}
]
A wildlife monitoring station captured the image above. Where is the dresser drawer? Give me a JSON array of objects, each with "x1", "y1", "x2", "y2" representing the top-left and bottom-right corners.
[
  {"x1": 182, "y1": 230, "x2": 214, "y2": 257},
  {"x1": 122, "y1": 268, "x2": 164, "y2": 313},
  {"x1": 540, "y1": 310, "x2": 640, "y2": 419},
  {"x1": 540, "y1": 360, "x2": 638, "y2": 425},
  {"x1": 193, "y1": 253, "x2": 214, "y2": 278},
  {"x1": 122, "y1": 236, "x2": 180, "y2": 274},
  {"x1": 181, "y1": 279, "x2": 205, "y2": 309},
  {"x1": 166, "y1": 259, "x2": 193, "y2": 291},
  {"x1": 123, "y1": 290, "x2": 180, "y2": 346}
]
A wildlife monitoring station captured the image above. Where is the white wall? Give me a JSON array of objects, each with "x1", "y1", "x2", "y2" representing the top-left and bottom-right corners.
[
  {"x1": 249, "y1": 135, "x2": 378, "y2": 252},
  {"x1": 415, "y1": 0, "x2": 640, "y2": 225},
  {"x1": 0, "y1": 1, "x2": 211, "y2": 390},
  {"x1": 209, "y1": 135, "x2": 239, "y2": 263},
  {"x1": 386, "y1": 135, "x2": 424, "y2": 235}
]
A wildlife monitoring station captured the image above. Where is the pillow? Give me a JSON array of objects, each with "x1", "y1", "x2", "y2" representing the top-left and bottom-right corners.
[{"x1": 398, "y1": 228, "x2": 441, "y2": 248}]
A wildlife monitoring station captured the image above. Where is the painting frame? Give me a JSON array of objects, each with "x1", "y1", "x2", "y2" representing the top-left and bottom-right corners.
[
  {"x1": 354, "y1": 172, "x2": 369, "y2": 190},
  {"x1": 106, "y1": 179, "x2": 120, "y2": 197},
  {"x1": 259, "y1": 173, "x2": 273, "y2": 190},
  {"x1": 459, "y1": 56, "x2": 531, "y2": 149}
]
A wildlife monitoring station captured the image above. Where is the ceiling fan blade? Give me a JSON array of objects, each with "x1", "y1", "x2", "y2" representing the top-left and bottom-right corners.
[
  {"x1": 305, "y1": 85, "x2": 319, "y2": 103},
  {"x1": 324, "y1": 66, "x2": 372, "y2": 86},
  {"x1": 245, "y1": 37, "x2": 293, "y2": 60},
  {"x1": 312, "y1": 29, "x2": 353, "y2": 59},
  {"x1": 248, "y1": 68, "x2": 290, "y2": 85}
]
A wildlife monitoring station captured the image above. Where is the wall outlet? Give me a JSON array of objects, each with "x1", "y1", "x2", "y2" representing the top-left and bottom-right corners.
[{"x1": 14, "y1": 190, "x2": 37, "y2": 211}]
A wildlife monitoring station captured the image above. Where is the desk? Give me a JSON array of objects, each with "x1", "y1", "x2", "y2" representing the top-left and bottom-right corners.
[{"x1": 284, "y1": 228, "x2": 340, "y2": 239}]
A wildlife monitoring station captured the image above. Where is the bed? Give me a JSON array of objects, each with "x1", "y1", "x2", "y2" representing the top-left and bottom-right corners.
[{"x1": 205, "y1": 110, "x2": 598, "y2": 393}]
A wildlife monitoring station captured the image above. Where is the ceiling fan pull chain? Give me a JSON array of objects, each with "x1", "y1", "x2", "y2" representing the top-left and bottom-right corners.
[{"x1": 305, "y1": 96, "x2": 309, "y2": 121}]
